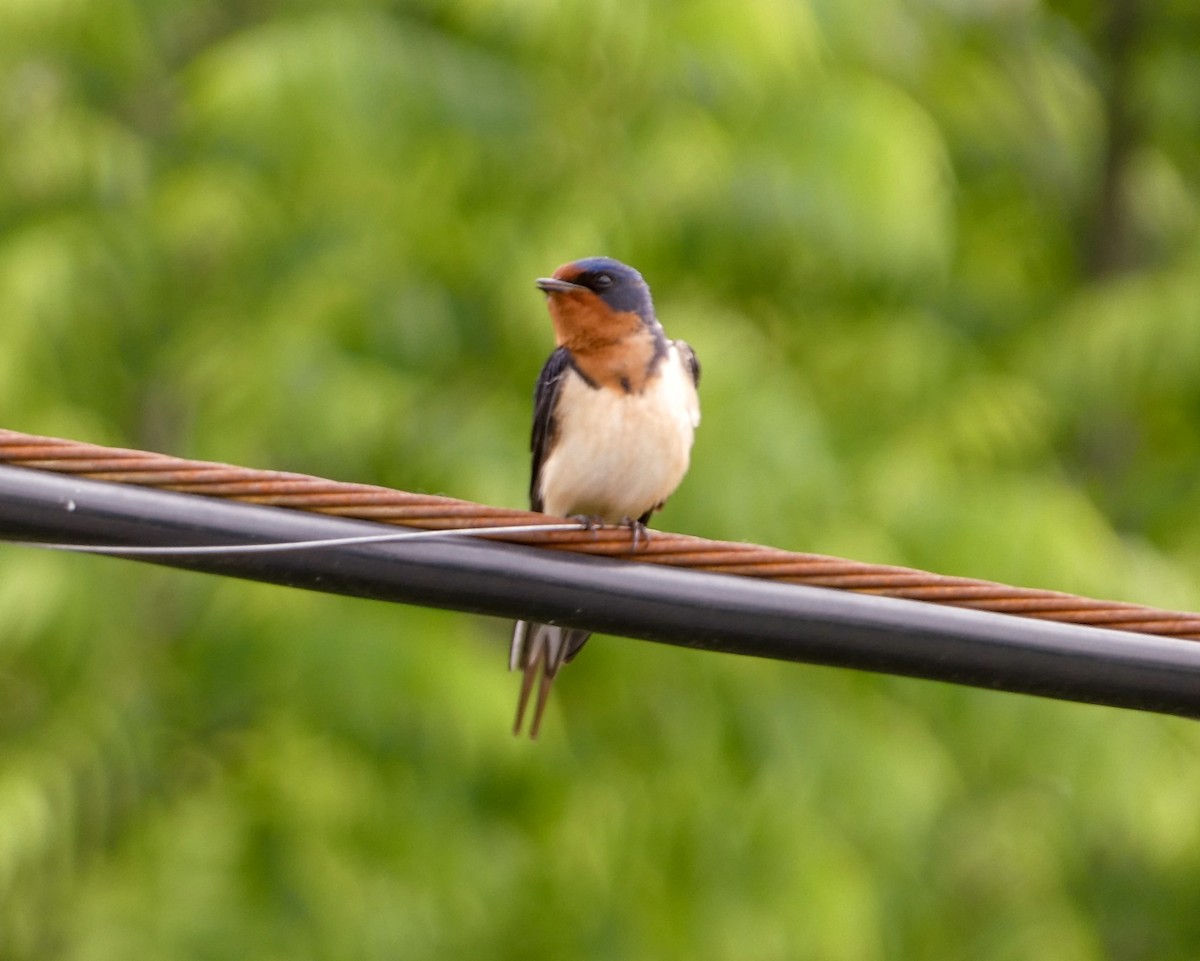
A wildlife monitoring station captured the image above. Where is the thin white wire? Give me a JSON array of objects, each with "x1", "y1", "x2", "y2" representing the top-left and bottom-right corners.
[{"x1": 3, "y1": 523, "x2": 588, "y2": 557}]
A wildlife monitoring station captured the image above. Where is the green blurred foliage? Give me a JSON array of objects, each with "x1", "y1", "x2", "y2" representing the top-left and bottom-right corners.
[{"x1": 2, "y1": 0, "x2": 1200, "y2": 957}]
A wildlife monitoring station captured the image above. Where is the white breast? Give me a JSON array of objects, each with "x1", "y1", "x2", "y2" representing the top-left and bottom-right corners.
[{"x1": 538, "y1": 344, "x2": 700, "y2": 522}]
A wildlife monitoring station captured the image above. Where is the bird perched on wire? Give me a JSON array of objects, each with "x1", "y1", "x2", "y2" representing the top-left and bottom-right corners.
[{"x1": 510, "y1": 256, "x2": 701, "y2": 737}]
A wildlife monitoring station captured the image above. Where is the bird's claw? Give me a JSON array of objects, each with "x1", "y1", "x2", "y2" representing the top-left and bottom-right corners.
[
  {"x1": 620, "y1": 516, "x2": 650, "y2": 552},
  {"x1": 568, "y1": 515, "x2": 649, "y2": 550},
  {"x1": 570, "y1": 514, "x2": 605, "y2": 538}
]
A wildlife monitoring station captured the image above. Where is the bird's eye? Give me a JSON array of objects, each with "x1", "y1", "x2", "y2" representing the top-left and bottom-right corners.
[{"x1": 593, "y1": 273, "x2": 613, "y2": 289}]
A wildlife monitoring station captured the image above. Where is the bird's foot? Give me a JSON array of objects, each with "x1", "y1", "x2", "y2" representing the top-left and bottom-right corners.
[
  {"x1": 620, "y1": 516, "x2": 651, "y2": 552},
  {"x1": 570, "y1": 514, "x2": 605, "y2": 538}
]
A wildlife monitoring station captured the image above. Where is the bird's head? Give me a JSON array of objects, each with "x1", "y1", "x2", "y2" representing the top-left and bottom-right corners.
[{"x1": 535, "y1": 257, "x2": 658, "y2": 351}]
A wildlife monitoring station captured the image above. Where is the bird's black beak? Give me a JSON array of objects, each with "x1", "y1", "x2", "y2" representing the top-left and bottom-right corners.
[{"x1": 535, "y1": 277, "x2": 586, "y2": 294}]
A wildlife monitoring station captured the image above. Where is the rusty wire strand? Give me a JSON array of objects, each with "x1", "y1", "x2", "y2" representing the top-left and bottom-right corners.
[{"x1": 3, "y1": 428, "x2": 1199, "y2": 640}]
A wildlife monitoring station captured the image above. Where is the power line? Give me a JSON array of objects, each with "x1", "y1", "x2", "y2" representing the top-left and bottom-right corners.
[
  {"x1": 1, "y1": 459, "x2": 1199, "y2": 720},
  {"x1": 3, "y1": 428, "x2": 1199, "y2": 639}
]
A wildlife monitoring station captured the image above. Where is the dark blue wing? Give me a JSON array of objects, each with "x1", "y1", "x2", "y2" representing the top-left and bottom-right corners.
[
  {"x1": 529, "y1": 346, "x2": 572, "y2": 512},
  {"x1": 675, "y1": 339, "x2": 701, "y2": 387}
]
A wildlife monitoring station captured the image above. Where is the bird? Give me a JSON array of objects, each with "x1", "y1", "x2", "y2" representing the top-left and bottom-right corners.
[{"x1": 510, "y1": 256, "x2": 701, "y2": 738}]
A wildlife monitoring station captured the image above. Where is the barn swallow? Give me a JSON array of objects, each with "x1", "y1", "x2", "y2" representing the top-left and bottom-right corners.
[{"x1": 510, "y1": 257, "x2": 701, "y2": 738}]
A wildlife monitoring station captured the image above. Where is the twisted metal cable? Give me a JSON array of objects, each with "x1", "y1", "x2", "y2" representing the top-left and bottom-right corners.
[{"x1": 3, "y1": 427, "x2": 1199, "y2": 640}]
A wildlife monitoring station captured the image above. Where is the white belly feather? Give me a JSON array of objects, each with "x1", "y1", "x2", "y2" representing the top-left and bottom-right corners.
[{"x1": 538, "y1": 344, "x2": 700, "y2": 522}]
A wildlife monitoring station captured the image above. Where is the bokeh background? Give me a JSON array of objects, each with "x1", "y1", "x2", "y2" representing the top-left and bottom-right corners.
[{"x1": 3, "y1": 0, "x2": 1200, "y2": 957}]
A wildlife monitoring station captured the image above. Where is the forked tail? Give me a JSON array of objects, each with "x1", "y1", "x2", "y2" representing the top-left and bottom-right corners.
[{"x1": 509, "y1": 621, "x2": 591, "y2": 738}]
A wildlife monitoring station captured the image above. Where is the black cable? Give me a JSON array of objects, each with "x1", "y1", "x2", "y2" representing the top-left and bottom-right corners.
[{"x1": 0, "y1": 463, "x2": 1197, "y2": 719}]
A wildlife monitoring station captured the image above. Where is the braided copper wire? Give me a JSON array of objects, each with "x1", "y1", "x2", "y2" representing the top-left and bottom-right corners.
[{"x1": 3, "y1": 428, "x2": 1199, "y2": 640}]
